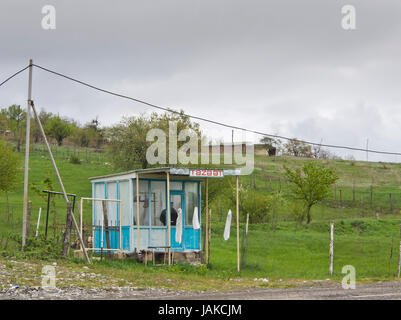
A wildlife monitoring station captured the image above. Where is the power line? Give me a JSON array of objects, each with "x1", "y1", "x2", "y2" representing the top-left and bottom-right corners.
[
  {"x1": 32, "y1": 63, "x2": 401, "y2": 156},
  {"x1": 0, "y1": 65, "x2": 30, "y2": 88},
  {"x1": 2, "y1": 63, "x2": 401, "y2": 156}
]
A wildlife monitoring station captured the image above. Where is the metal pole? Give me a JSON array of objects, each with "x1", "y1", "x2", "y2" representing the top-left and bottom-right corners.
[
  {"x1": 236, "y1": 175, "x2": 240, "y2": 272},
  {"x1": 45, "y1": 193, "x2": 50, "y2": 240},
  {"x1": 330, "y1": 221, "x2": 334, "y2": 276},
  {"x1": 136, "y1": 174, "x2": 140, "y2": 253},
  {"x1": 22, "y1": 59, "x2": 33, "y2": 249},
  {"x1": 72, "y1": 195, "x2": 76, "y2": 213},
  {"x1": 119, "y1": 197, "x2": 121, "y2": 251},
  {"x1": 167, "y1": 172, "x2": 171, "y2": 265},
  {"x1": 79, "y1": 198, "x2": 83, "y2": 250},
  {"x1": 35, "y1": 207, "x2": 42, "y2": 238},
  {"x1": 205, "y1": 178, "x2": 209, "y2": 264},
  {"x1": 30, "y1": 101, "x2": 90, "y2": 264}
]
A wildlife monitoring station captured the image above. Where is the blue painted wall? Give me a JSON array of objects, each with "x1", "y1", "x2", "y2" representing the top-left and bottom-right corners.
[{"x1": 92, "y1": 177, "x2": 202, "y2": 253}]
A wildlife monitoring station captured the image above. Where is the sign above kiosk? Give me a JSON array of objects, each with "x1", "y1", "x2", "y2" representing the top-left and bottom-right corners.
[{"x1": 189, "y1": 169, "x2": 224, "y2": 178}]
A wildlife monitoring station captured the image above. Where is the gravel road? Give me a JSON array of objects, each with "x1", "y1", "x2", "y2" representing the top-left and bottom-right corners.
[{"x1": 1, "y1": 281, "x2": 401, "y2": 300}]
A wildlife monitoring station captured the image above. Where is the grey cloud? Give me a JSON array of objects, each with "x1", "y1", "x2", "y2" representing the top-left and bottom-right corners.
[{"x1": 1, "y1": 0, "x2": 401, "y2": 161}]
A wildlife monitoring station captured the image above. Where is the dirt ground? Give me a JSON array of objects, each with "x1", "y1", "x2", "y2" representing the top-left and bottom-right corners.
[
  {"x1": 2, "y1": 281, "x2": 401, "y2": 300},
  {"x1": 1, "y1": 259, "x2": 401, "y2": 300}
]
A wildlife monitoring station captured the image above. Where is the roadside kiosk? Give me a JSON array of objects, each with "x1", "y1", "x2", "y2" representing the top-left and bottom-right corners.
[{"x1": 89, "y1": 167, "x2": 240, "y2": 264}]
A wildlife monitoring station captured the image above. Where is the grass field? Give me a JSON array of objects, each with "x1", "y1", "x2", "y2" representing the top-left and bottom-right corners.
[{"x1": 1, "y1": 143, "x2": 401, "y2": 289}]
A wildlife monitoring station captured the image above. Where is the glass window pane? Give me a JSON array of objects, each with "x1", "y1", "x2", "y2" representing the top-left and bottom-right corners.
[
  {"x1": 170, "y1": 181, "x2": 182, "y2": 190},
  {"x1": 169, "y1": 194, "x2": 182, "y2": 226},
  {"x1": 118, "y1": 180, "x2": 130, "y2": 226},
  {"x1": 94, "y1": 183, "x2": 105, "y2": 225},
  {"x1": 133, "y1": 180, "x2": 149, "y2": 226},
  {"x1": 151, "y1": 181, "x2": 166, "y2": 226},
  {"x1": 106, "y1": 182, "x2": 117, "y2": 225},
  {"x1": 185, "y1": 182, "x2": 198, "y2": 226}
]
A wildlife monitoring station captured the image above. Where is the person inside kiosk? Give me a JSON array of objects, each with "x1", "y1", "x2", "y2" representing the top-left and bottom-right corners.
[{"x1": 160, "y1": 202, "x2": 178, "y2": 226}]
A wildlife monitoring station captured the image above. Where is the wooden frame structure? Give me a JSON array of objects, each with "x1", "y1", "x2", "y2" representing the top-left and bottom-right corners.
[
  {"x1": 79, "y1": 197, "x2": 122, "y2": 252},
  {"x1": 89, "y1": 167, "x2": 242, "y2": 269}
]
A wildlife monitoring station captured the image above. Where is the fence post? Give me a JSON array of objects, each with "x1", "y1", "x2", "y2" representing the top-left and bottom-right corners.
[
  {"x1": 329, "y1": 221, "x2": 334, "y2": 276},
  {"x1": 26, "y1": 200, "x2": 32, "y2": 238},
  {"x1": 398, "y1": 224, "x2": 401, "y2": 278},
  {"x1": 240, "y1": 213, "x2": 250, "y2": 270},
  {"x1": 102, "y1": 200, "x2": 112, "y2": 258},
  {"x1": 35, "y1": 207, "x2": 42, "y2": 238},
  {"x1": 62, "y1": 203, "x2": 73, "y2": 257},
  {"x1": 339, "y1": 189, "x2": 342, "y2": 208},
  {"x1": 370, "y1": 186, "x2": 373, "y2": 208},
  {"x1": 207, "y1": 208, "x2": 212, "y2": 264}
]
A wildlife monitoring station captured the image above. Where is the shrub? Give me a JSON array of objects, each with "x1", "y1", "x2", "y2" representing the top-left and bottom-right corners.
[{"x1": 69, "y1": 155, "x2": 81, "y2": 164}]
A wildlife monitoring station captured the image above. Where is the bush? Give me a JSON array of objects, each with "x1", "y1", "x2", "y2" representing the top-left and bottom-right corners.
[
  {"x1": 242, "y1": 192, "x2": 272, "y2": 223},
  {"x1": 69, "y1": 155, "x2": 81, "y2": 164},
  {"x1": 289, "y1": 202, "x2": 307, "y2": 224}
]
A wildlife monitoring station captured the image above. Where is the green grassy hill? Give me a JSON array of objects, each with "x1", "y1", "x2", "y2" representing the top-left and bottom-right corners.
[{"x1": 1, "y1": 145, "x2": 401, "y2": 282}]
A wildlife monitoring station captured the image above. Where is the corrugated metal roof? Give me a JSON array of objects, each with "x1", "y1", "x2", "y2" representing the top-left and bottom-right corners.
[{"x1": 89, "y1": 167, "x2": 241, "y2": 181}]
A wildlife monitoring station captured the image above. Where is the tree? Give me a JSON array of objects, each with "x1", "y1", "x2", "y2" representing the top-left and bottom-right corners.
[
  {"x1": 1, "y1": 105, "x2": 26, "y2": 152},
  {"x1": 108, "y1": 115, "x2": 152, "y2": 170},
  {"x1": 0, "y1": 140, "x2": 19, "y2": 216},
  {"x1": 260, "y1": 137, "x2": 278, "y2": 156},
  {"x1": 284, "y1": 138, "x2": 312, "y2": 158},
  {"x1": 107, "y1": 110, "x2": 201, "y2": 170},
  {"x1": 31, "y1": 110, "x2": 53, "y2": 143},
  {"x1": 284, "y1": 161, "x2": 338, "y2": 224},
  {"x1": 46, "y1": 116, "x2": 73, "y2": 146}
]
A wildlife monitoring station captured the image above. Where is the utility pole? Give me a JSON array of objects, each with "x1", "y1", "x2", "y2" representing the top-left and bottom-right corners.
[
  {"x1": 22, "y1": 59, "x2": 33, "y2": 249},
  {"x1": 232, "y1": 129, "x2": 234, "y2": 161}
]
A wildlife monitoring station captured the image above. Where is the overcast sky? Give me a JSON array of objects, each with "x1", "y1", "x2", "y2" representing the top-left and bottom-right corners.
[{"x1": 1, "y1": 0, "x2": 401, "y2": 162}]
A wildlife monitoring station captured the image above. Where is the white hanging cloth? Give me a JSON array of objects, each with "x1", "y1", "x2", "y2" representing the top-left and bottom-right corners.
[
  {"x1": 224, "y1": 210, "x2": 232, "y2": 240},
  {"x1": 175, "y1": 208, "x2": 183, "y2": 244},
  {"x1": 192, "y1": 207, "x2": 200, "y2": 230}
]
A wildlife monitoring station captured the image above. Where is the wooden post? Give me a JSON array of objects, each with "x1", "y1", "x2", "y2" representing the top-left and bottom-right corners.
[
  {"x1": 30, "y1": 101, "x2": 90, "y2": 263},
  {"x1": 102, "y1": 200, "x2": 111, "y2": 257},
  {"x1": 205, "y1": 178, "x2": 209, "y2": 264},
  {"x1": 370, "y1": 186, "x2": 373, "y2": 208},
  {"x1": 79, "y1": 199, "x2": 83, "y2": 249},
  {"x1": 389, "y1": 237, "x2": 394, "y2": 267},
  {"x1": 166, "y1": 172, "x2": 171, "y2": 265},
  {"x1": 207, "y1": 208, "x2": 212, "y2": 264},
  {"x1": 26, "y1": 200, "x2": 32, "y2": 238},
  {"x1": 236, "y1": 175, "x2": 240, "y2": 272},
  {"x1": 136, "y1": 174, "x2": 140, "y2": 253},
  {"x1": 334, "y1": 186, "x2": 337, "y2": 202},
  {"x1": 119, "y1": 197, "x2": 121, "y2": 251},
  {"x1": 329, "y1": 221, "x2": 334, "y2": 276},
  {"x1": 339, "y1": 189, "x2": 342, "y2": 207},
  {"x1": 398, "y1": 224, "x2": 401, "y2": 278},
  {"x1": 240, "y1": 213, "x2": 249, "y2": 270},
  {"x1": 62, "y1": 203, "x2": 73, "y2": 257}
]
